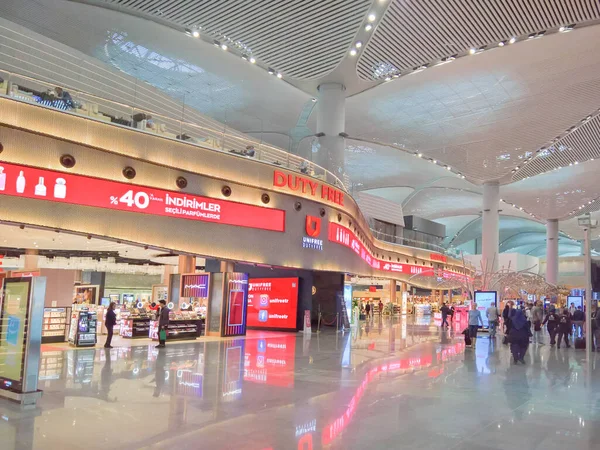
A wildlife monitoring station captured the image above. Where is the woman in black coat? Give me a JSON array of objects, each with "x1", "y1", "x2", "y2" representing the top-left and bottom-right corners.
[
  {"x1": 104, "y1": 302, "x2": 117, "y2": 349},
  {"x1": 508, "y1": 309, "x2": 531, "y2": 364}
]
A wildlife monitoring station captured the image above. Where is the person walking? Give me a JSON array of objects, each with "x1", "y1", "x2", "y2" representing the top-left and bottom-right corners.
[
  {"x1": 378, "y1": 300, "x2": 384, "y2": 316},
  {"x1": 156, "y1": 300, "x2": 170, "y2": 348},
  {"x1": 104, "y1": 302, "x2": 117, "y2": 349},
  {"x1": 543, "y1": 306, "x2": 560, "y2": 346},
  {"x1": 591, "y1": 305, "x2": 600, "y2": 351},
  {"x1": 572, "y1": 306, "x2": 585, "y2": 338},
  {"x1": 365, "y1": 302, "x2": 371, "y2": 319},
  {"x1": 449, "y1": 305, "x2": 455, "y2": 323},
  {"x1": 467, "y1": 303, "x2": 484, "y2": 347},
  {"x1": 440, "y1": 303, "x2": 450, "y2": 328},
  {"x1": 557, "y1": 307, "x2": 572, "y2": 349},
  {"x1": 508, "y1": 309, "x2": 531, "y2": 364},
  {"x1": 531, "y1": 301, "x2": 544, "y2": 345},
  {"x1": 486, "y1": 303, "x2": 500, "y2": 338},
  {"x1": 502, "y1": 301, "x2": 513, "y2": 345}
]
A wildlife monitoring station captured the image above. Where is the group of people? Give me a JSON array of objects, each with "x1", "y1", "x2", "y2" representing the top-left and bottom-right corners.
[
  {"x1": 360, "y1": 300, "x2": 385, "y2": 318},
  {"x1": 103, "y1": 300, "x2": 171, "y2": 349},
  {"x1": 459, "y1": 300, "x2": 600, "y2": 365}
]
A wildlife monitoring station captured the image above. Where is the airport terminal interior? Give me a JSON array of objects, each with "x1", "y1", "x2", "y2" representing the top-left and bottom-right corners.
[{"x1": 0, "y1": 1, "x2": 600, "y2": 449}]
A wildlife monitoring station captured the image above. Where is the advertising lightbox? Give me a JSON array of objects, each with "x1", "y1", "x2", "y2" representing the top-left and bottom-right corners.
[
  {"x1": 247, "y1": 278, "x2": 299, "y2": 330},
  {"x1": 474, "y1": 291, "x2": 497, "y2": 328},
  {"x1": 567, "y1": 295, "x2": 583, "y2": 309}
]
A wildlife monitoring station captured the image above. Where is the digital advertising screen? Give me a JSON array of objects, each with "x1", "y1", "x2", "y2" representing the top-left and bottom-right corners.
[
  {"x1": 567, "y1": 295, "x2": 583, "y2": 309},
  {"x1": 247, "y1": 278, "x2": 299, "y2": 330},
  {"x1": 474, "y1": 291, "x2": 497, "y2": 328},
  {"x1": 0, "y1": 279, "x2": 31, "y2": 391}
]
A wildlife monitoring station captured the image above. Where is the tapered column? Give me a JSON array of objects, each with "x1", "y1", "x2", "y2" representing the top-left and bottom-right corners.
[
  {"x1": 316, "y1": 82, "x2": 346, "y2": 177},
  {"x1": 389, "y1": 280, "x2": 397, "y2": 304},
  {"x1": 482, "y1": 182, "x2": 500, "y2": 274},
  {"x1": 546, "y1": 219, "x2": 559, "y2": 285}
]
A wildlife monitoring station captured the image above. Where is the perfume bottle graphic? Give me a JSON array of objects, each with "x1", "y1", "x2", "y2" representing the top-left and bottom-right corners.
[
  {"x1": 0, "y1": 167, "x2": 5, "y2": 191},
  {"x1": 54, "y1": 178, "x2": 67, "y2": 198},
  {"x1": 16, "y1": 171, "x2": 26, "y2": 193},
  {"x1": 35, "y1": 176, "x2": 47, "y2": 196}
]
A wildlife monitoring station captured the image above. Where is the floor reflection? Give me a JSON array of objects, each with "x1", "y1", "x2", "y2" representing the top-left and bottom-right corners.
[{"x1": 1, "y1": 316, "x2": 599, "y2": 449}]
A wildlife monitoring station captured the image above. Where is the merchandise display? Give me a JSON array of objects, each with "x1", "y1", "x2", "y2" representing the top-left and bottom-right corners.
[
  {"x1": 68, "y1": 308, "x2": 97, "y2": 347},
  {"x1": 42, "y1": 307, "x2": 71, "y2": 343},
  {"x1": 149, "y1": 311, "x2": 204, "y2": 341},
  {"x1": 120, "y1": 308, "x2": 153, "y2": 338},
  {"x1": 415, "y1": 304, "x2": 432, "y2": 316}
]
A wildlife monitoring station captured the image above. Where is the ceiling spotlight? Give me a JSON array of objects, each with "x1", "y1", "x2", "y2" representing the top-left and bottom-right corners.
[
  {"x1": 528, "y1": 33, "x2": 537, "y2": 39},
  {"x1": 192, "y1": 29, "x2": 200, "y2": 38},
  {"x1": 432, "y1": 160, "x2": 437, "y2": 164},
  {"x1": 249, "y1": 57, "x2": 256, "y2": 64},
  {"x1": 417, "y1": 153, "x2": 422, "y2": 158},
  {"x1": 349, "y1": 48, "x2": 357, "y2": 56},
  {"x1": 241, "y1": 54, "x2": 248, "y2": 61},
  {"x1": 267, "y1": 67, "x2": 275, "y2": 75},
  {"x1": 559, "y1": 26, "x2": 566, "y2": 32},
  {"x1": 221, "y1": 44, "x2": 228, "y2": 51},
  {"x1": 365, "y1": 24, "x2": 373, "y2": 32},
  {"x1": 276, "y1": 72, "x2": 283, "y2": 79},
  {"x1": 367, "y1": 13, "x2": 376, "y2": 22},
  {"x1": 213, "y1": 40, "x2": 220, "y2": 47},
  {"x1": 469, "y1": 48, "x2": 476, "y2": 54},
  {"x1": 509, "y1": 37, "x2": 517, "y2": 44},
  {"x1": 355, "y1": 41, "x2": 363, "y2": 48},
  {"x1": 311, "y1": 98, "x2": 317, "y2": 102},
  {"x1": 384, "y1": 77, "x2": 391, "y2": 81},
  {"x1": 446, "y1": 166, "x2": 451, "y2": 170},
  {"x1": 393, "y1": 74, "x2": 400, "y2": 78},
  {"x1": 498, "y1": 41, "x2": 505, "y2": 47}
]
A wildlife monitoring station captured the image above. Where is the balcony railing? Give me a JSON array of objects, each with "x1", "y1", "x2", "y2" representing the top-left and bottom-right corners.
[
  {"x1": 370, "y1": 229, "x2": 462, "y2": 258},
  {"x1": 0, "y1": 68, "x2": 349, "y2": 192}
]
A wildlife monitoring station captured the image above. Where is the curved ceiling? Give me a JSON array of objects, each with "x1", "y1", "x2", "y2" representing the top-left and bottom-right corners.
[
  {"x1": 357, "y1": 0, "x2": 600, "y2": 81},
  {"x1": 75, "y1": 0, "x2": 372, "y2": 80}
]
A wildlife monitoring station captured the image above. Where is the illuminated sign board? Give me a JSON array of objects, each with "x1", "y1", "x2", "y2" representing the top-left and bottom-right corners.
[
  {"x1": 247, "y1": 278, "x2": 299, "y2": 330},
  {"x1": 181, "y1": 274, "x2": 210, "y2": 298},
  {"x1": 273, "y1": 170, "x2": 344, "y2": 206},
  {"x1": 474, "y1": 291, "x2": 497, "y2": 328},
  {"x1": 0, "y1": 161, "x2": 285, "y2": 232}
]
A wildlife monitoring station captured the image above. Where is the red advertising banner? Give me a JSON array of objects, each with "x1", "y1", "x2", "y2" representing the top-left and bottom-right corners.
[
  {"x1": 328, "y1": 222, "x2": 469, "y2": 281},
  {"x1": 0, "y1": 161, "x2": 285, "y2": 232},
  {"x1": 247, "y1": 278, "x2": 299, "y2": 330}
]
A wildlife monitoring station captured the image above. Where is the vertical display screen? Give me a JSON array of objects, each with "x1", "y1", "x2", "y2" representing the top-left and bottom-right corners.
[
  {"x1": 0, "y1": 279, "x2": 31, "y2": 391},
  {"x1": 228, "y1": 291, "x2": 244, "y2": 326},
  {"x1": 247, "y1": 278, "x2": 299, "y2": 330},
  {"x1": 474, "y1": 291, "x2": 497, "y2": 328},
  {"x1": 222, "y1": 273, "x2": 248, "y2": 337}
]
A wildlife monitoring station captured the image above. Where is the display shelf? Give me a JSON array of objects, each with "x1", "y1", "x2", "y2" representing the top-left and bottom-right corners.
[
  {"x1": 42, "y1": 307, "x2": 71, "y2": 343},
  {"x1": 149, "y1": 318, "x2": 204, "y2": 341},
  {"x1": 120, "y1": 318, "x2": 152, "y2": 338}
]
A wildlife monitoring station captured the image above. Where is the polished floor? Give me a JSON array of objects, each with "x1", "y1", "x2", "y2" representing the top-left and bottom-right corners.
[{"x1": 1, "y1": 316, "x2": 600, "y2": 450}]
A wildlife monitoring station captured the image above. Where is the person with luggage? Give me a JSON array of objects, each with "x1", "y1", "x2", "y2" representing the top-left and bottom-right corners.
[
  {"x1": 508, "y1": 308, "x2": 531, "y2": 364},
  {"x1": 543, "y1": 306, "x2": 560, "y2": 346},
  {"x1": 531, "y1": 301, "x2": 544, "y2": 345},
  {"x1": 557, "y1": 307, "x2": 572, "y2": 349}
]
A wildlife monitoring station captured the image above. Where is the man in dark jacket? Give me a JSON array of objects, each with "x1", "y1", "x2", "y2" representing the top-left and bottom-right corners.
[
  {"x1": 156, "y1": 300, "x2": 170, "y2": 348},
  {"x1": 572, "y1": 307, "x2": 585, "y2": 338},
  {"x1": 557, "y1": 308, "x2": 572, "y2": 349},
  {"x1": 104, "y1": 302, "x2": 117, "y2": 348},
  {"x1": 440, "y1": 303, "x2": 450, "y2": 328},
  {"x1": 543, "y1": 306, "x2": 560, "y2": 346}
]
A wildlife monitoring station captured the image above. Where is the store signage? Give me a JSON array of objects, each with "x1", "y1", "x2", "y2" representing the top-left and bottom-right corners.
[
  {"x1": 181, "y1": 274, "x2": 209, "y2": 298},
  {"x1": 328, "y1": 222, "x2": 469, "y2": 281},
  {"x1": 430, "y1": 253, "x2": 447, "y2": 263},
  {"x1": 302, "y1": 215, "x2": 323, "y2": 251},
  {"x1": 0, "y1": 161, "x2": 285, "y2": 232},
  {"x1": 272, "y1": 170, "x2": 344, "y2": 206},
  {"x1": 247, "y1": 278, "x2": 299, "y2": 330}
]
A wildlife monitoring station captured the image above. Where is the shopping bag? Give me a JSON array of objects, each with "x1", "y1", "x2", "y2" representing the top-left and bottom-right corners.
[{"x1": 159, "y1": 329, "x2": 167, "y2": 341}]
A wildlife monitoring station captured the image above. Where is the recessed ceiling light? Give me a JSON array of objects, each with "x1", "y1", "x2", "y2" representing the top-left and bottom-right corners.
[
  {"x1": 384, "y1": 77, "x2": 391, "y2": 81},
  {"x1": 192, "y1": 29, "x2": 200, "y2": 38},
  {"x1": 249, "y1": 57, "x2": 256, "y2": 64},
  {"x1": 367, "y1": 13, "x2": 376, "y2": 22},
  {"x1": 221, "y1": 44, "x2": 228, "y2": 51},
  {"x1": 559, "y1": 26, "x2": 566, "y2": 32},
  {"x1": 509, "y1": 36, "x2": 517, "y2": 44},
  {"x1": 446, "y1": 166, "x2": 451, "y2": 170},
  {"x1": 311, "y1": 98, "x2": 317, "y2": 102},
  {"x1": 469, "y1": 48, "x2": 476, "y2": 54},
  {"x1": 355, "y1": 41, "x2": 363, "y2": 48},
  {"x1": 432, "y1": 160, "x2": 437, "y2": 164},
  {"x1": 365, "y1": 24, "x2": 373, "y2": 32},
  {"x1": 276, "y1": 72, "x2": 283, "y2": 79},
  {"x1": 498, "y1": 41, "x2": 505, "y2": 47},
  {"x1": 213, "y1": 40, "x2": 220, "y2": 47},
  {"x1": 349, "y1": 48, "x2": 357, "y2": 56},
  {"x1": 417, "y1": 153, "x2": 422, "y2": 158},
  {"x1": 241, "y1": 54, "x2": 248, "y2": 61}
]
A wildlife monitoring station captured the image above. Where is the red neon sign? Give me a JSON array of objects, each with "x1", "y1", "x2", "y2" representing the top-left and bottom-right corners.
[
  {"x1": 0, "y1": 161, "x2": 285, "y2": 232},
  {"x1": 273, "y1": 170, "x2": 344, "y2": 206},
  {"x1": 430, "y1": 253, "x2": 447, "y2": 263},
  {"x1": 328, "y1": 222, "x2": 469, "y2": 281}
]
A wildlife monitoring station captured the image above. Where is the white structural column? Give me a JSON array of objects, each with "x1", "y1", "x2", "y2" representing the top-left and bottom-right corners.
[
  {"x1": 316, "y1": 82, "x2": 346, "y2": 178},
  {"x1": 481, "y1": 182, "x2": 500, "y2": 274},
  {"x1": 546, "y1": 219, "x2": 559, "y2": 285}
]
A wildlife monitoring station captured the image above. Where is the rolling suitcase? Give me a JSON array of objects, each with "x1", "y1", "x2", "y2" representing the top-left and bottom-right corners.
[{"x1": 574, "y1": 337, "x2": 586, "y2": 350}]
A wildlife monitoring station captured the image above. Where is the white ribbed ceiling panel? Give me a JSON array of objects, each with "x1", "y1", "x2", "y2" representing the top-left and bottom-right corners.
[
  {"x1": 84, "y1": 0, "x2": 372, "y2": 80},
  {"x1": 358, "y1": 0, "x2": 600, "y2": 81}
]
